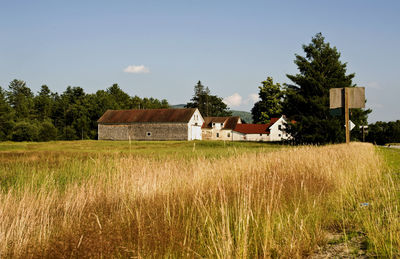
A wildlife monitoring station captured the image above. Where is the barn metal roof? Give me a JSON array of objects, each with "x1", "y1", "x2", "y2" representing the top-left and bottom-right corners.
[{"x1": 97, "y1": 108, "x2": 197, "y2": 123}]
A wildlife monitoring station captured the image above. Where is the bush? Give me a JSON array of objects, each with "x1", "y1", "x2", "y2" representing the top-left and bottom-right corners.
[
  {"x1": 11, "y1": 121, "x2": 39, "y2": 141},
  {"x1": 38, "y1": 120, "x2": 58, "y2": 141}
]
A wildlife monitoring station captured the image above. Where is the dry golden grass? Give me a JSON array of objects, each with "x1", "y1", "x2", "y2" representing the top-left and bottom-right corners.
[{"x1": 0, "y1": 143, "x2": 398, "y2": 258}]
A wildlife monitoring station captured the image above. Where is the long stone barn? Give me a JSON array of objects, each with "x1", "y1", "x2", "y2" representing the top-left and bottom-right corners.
[{"x1": 97, "y1": 108, "x2": 204, "y2": 141}]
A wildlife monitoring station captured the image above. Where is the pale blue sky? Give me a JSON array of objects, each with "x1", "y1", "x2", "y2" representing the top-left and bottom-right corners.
[{"x1": 0, "y1": 0, "x2": 399, "y2": 122}]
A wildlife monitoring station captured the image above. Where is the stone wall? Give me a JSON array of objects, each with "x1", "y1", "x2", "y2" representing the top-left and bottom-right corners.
[
  {"x1": 202, "y1": 128, "x2": 233, "y2": 140},
  {"x1": 98, "y1": 123, "x2": 189, "y2": 141}
]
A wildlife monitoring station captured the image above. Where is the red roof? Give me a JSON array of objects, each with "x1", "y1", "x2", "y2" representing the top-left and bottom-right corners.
[
  {"x1": 233, "y1": 124, "x2": 270, "y2": 134},
  {"x1": 97, "y1": 108, "x2": 197, "y2": 123},
  {"x1": 233, "y1": 118, "x2": 280, "y2": 134}
]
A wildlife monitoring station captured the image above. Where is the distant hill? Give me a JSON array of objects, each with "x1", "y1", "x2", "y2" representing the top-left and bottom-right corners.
[
  {"x1": 171, "y1": 104, "x2": 253, "y2": 123},
  {"x1": 171, "y1": 104, "x2": 186, "y2": 109}
]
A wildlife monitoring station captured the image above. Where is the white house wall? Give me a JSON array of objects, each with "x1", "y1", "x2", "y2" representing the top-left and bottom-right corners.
[
  {"x1": 232, "y1": 132, "x2": 270, "y2": 142},
  {"x1": 187, "y1": 109, "x2": 204, "y2": 140},
  {"x1": 269, "y1": 117, "x2": 291, "y2": 141}
]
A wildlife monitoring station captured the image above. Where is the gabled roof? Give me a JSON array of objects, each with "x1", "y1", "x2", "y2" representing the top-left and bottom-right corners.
[
  {"x1": 233, "y1": 124, "x2": 270, "y2": 134},
  {"x1": 97, "y1": 108, "x2": 197, "y2": 123},
  {"x1": 233, "y1": 117, "x2": 281, "y2": 134},
  {"x1": 202, "y1": 116, "x2": 241, "y2": 130}
]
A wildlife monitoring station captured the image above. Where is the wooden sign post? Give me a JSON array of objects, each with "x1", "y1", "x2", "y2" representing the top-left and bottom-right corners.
[
  {"x1": 344, "y1": 88, "x2": 350, "y2": 144},
  {"x1": 329, "y1": 87, "x2": 365, "y2": 144}
]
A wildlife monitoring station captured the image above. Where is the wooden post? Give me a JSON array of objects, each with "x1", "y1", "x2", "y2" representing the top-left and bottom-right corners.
[{"x1": 344, "y1": 88, "x2": 350, "y2": 144}]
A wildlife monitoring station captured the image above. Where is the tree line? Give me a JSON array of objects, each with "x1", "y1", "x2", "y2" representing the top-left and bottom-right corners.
[
  {"x1": 366, "y1": 121, "x2": 400, "y2": 145},
  {"x1": 0, "y1": 81, "x2": 169, "y2": 141},
  {"x1": 2, "y1": 33, "x2": 395, "y2": 144}
]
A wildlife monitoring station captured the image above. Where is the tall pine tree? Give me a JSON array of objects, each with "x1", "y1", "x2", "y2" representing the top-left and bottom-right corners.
[
  {"x1": 282, "y1": 33, "x2": 370, "y2": 144},
  {"x1": 186, "y1": 81, "x2": 231, "y2": 117}
]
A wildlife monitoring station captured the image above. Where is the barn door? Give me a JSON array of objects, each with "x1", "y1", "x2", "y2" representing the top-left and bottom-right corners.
[{"x1": 191, "y1": 125, "x2": 201, "y2": 140}]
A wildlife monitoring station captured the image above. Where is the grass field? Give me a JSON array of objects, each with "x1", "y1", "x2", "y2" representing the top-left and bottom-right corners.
[{"x1": 0, "y1": 141, "x2": 399, "y2": 258}]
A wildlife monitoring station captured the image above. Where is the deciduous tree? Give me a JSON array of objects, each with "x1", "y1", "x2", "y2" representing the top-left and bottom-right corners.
[{"x1": 251, "y1": 77, "x2": 283, "y2": 124}]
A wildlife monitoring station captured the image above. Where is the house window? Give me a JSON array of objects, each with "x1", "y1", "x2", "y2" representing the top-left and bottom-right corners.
[
  {"x1": 227, "y1": 133, "x2": 230, "y2": 137},
  {"x1": 146, "y1": 132, "x2": 152, "y2": 136},
  {"x1": 212, "y1": 123, "x2": 215, "y2": 126},
  {"x1": 260, "y1": 134, "x2": 262, "y2": 136},
  {"x1": 195, "y1": 123, "x2": 198, "y2": 126},
  {"x1": 216, "y1": 133, "x2": 220, "y2": 138},
  {"x1": 278, "y1": 125, "x2": 282, "y2": 130}
]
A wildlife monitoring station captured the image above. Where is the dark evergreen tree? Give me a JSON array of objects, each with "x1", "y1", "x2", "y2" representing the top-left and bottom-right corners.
[
  {"x1": 107, "y1": 83, "x2": 131, "y2": 109},
  {"x1": 251, "y1": 77, "x2": 283, "y2": 124},
  {"x1": 34, "y1": 85, "x2": 55, "y2": 121},
  {"x1": 0, "y1": 87, "x2": 15, "y2": 140},
  {"x1": 282, "y1": 33, "x2": 370, "y2": 144},
  {"x1": 186, "y1": 81, "x2": 231, "y2": 117},
  {"x1": 6, "y1": 79, "x2": 34, "y2": 119}
]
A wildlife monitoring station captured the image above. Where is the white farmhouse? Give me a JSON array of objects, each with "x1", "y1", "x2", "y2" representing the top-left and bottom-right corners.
[
  {"x1": 232, "y1": 116, "x2": 291, "y2": 142},
  {"x1": 201, "y1": 117, "x2": 241, "y2": 140}
]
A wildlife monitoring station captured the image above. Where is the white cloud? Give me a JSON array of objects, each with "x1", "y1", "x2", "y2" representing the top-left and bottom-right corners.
[
  {"x1": 223, "y1": 93, "x2": 259, "y2": 108},
  {"x1": 223, "y1": 93, "x2": 243, "y2": 107},
  {"x1": 123, "y1": 65, "x2": 150, "y2": 74},
  {"x1": 247, "y1": 93, "x2": 259, "y2": 103}
]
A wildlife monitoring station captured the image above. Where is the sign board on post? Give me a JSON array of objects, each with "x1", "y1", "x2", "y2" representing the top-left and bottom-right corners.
[
  {"x1": 329, "y1": 87, "x2": 365, "y2": 109},
  {"x1": 329, "y1": 87, "x2": 365, "y2": 144}
]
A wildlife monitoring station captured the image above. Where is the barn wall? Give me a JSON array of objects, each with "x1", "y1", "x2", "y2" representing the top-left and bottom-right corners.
[{"x1": 98, "y1": 123, "x2": 188, "y2": 141}]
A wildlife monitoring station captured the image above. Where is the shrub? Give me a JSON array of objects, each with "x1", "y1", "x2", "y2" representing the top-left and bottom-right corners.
[
  {"x1": 38, "y1": 121, "x2": 58, "y2": 141},
  {"x1": 11, "y1": 121, "x2": 39, "y2": 141}
]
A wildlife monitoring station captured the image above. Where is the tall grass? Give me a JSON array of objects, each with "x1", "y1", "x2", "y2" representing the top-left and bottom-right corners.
[{"x1": 0, "y1": 143, "x2": 398, "y2": 257}]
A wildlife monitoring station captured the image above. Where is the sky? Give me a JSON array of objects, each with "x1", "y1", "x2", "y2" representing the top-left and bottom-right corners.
[{"x1": 0, "y1": 0, "x2": 399, "y2": 123}]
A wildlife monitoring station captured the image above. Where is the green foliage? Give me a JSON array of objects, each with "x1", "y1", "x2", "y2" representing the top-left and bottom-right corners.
[
  {"x1": 186, "y1": 81, "x2": 231, "y2": 117},
  {"x1": 0, "y1": 87, "x2": 15, "y2": 140},
  {"x1": 2, "y1": 80, "x2": 170, "y2": 142},
  {"x1": 282, "y1": 33, "x2": 370, "y2": 144},
  {"x1": 6, "y1": 80, "x2": 34, "y2": 119},
  {"x1": 366, "y1": 120, "x2": 400, "y2": 145},
  {"x1": 34, "y1": 85, "x2": 54, "y2": 121},
  {"x1": 38, "y1": 120, "x2": 58, "y2": 141},
  {"x1": 251, "y1": 77, "x2": 283, "y2": 124},
  {"x1": 11, "y1": 121, "x2": 39, "y2": 141}
]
